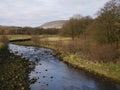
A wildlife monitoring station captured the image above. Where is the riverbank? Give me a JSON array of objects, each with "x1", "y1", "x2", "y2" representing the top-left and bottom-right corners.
[
  {"x1": 0, "y1": 43, "x2": 31, "y2": 90},
  {"x1": 0, "y1": 42, "x2": 9, "y2": 58},
  {"x1": 13, "y1": 40, "x2": 120, "y2": 84}
]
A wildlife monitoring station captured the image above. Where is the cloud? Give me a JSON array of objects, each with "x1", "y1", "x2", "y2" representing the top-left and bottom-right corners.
[{"x1": 0, "y1": 0, "x2": 110, "y2": 27}]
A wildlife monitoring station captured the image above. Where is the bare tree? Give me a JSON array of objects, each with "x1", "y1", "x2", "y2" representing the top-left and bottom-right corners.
[
  {"x1": 96, "y1": 0, "x2": 120, "y2": 48},
  {"x1": 61, "y1": 16, "x2": 93, "y2": 40}
]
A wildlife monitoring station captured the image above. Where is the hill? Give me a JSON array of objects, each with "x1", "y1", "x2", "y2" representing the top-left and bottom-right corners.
[{"x1": 40, "y1": 20, "x2": 67, "y2": 29}]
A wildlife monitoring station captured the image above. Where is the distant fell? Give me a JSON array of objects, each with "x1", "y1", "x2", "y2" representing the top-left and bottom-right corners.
[{"x1": 40, "y1": 20, "x2": 67, "y2": 29}]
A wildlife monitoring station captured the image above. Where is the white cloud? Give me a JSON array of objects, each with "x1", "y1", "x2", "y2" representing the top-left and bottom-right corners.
[{"x1": 0, "y1": 0, "x2": 110, "y2": 27}]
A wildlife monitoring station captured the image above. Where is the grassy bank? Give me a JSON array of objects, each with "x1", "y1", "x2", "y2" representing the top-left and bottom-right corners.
[
  {"x1": 14, "y1": 40, "x2": 120, "y2": 84},
  {"x1": 0, "y1": 42, "x2": 5, "y2": 50},
  {"x1": 0, "y1": 42, "x2": 9, "y2": 58},
  {"x1": 0, "y1": 52, "x2": 30, "y2": 90},
  {"x1": 1, "y1": 35, "x2": 31, "y2": 41},
  {"x1": 0, "y1": 35, "x2": 34, "y2": 90},
  {"x1": 0, "y1": 35, "x2": 31, "y2": 53},
  {"x1": 63, "y1": 54, "x2": 120, "y2": 82}
]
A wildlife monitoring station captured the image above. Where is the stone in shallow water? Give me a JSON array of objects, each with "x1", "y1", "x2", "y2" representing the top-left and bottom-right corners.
[
  {"x1": 46, "y1": 84, "x2": 48, "y2": 86},
  {"x1": 50, "y1": 76, "x2": 53, "y2": 79},
  {"x1": 39, "y1": 63, "x2": 42, "y2": 65},
  {"x1": 43, "y1": 76, "x2": 46, "y2": 78},
  {"x1": 30, "y1": 78, "x2": 37, "y2": 84},
  {"x1": 45, "y1": 69, "x2": 48, "y2": 71}
]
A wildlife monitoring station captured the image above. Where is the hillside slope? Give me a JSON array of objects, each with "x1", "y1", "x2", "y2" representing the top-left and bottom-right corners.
[{"x1": 40, "y1": 20, "x2": 67, "y2": 29}]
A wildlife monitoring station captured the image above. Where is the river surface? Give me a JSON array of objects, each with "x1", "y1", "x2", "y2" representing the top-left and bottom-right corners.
[{"x1": 9, "y1": 44, "x2": 120, "y2": 90}]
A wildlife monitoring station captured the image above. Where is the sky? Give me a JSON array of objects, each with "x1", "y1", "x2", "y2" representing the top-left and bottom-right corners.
[{"x1": 0, "y1": 0, "x2": 110, "y2": 27}]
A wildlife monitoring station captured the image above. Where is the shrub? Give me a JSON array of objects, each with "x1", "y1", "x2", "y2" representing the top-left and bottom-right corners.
[
  {"x1": 90, "y1": 44, "x2": 118, "y2": 62},
  {"x1": 0, "y1": 35, "x2": 9, "y2": 45},
  {"x1": 31, "y1": 36, "x2": 40, "y2": 45},
  {"x1": 0, "y1": 35, "x2": 9, "y2": 46}
]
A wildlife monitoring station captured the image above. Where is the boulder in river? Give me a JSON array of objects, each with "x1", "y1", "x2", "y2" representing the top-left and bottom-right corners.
[
  {"x1": 30, "y1": 77, "x2": 37, "y2": 84},
  {"x1": 43, "y1": 76, "x2": 46, "y2": 78},
  {"x1": 45, "y1": 69, "x2": 48, "y2": 71}
]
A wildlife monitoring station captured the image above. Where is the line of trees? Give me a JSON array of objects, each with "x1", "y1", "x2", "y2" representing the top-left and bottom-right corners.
[
  {"x1": 96, "y1": 0, "x2": 120, "y2": 48},
  {"x1": 0, "y1": 27, "x2": 59, "y2": 35},
  {"x1": 60, "y1": 16, "x2": 93, "y2": 40},
  {"x1": 60, "y1": 0, "x2": 120, "y2": 62},
  {"x1": 61, "y1": 0, "x2": 120, "y2": 48}
]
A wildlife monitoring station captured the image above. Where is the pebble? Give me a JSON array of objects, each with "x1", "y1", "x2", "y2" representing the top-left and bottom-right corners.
[
  {"x1": 39, "y1": 63, "x2": 42, "y2": 65},
  {"x1": 43, "y1": 76, "x2": 46, "y2": 78},
  {"x1": 50, "y1": 76, "x2": 53, "y2": 79}
]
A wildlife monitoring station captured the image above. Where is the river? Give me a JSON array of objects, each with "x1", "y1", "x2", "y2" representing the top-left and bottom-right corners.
[{"x1": 9, "y1": 44, "x2": 120, "y2": 90}]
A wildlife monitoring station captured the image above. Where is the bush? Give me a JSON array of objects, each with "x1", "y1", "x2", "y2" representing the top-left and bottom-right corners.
[
  {"x1": 0, "y1": 35, "x2": 9, "y2": 46},
  {"x1": 31, "y1": 36, "x2": 40, "y2": 45},
  {"x1": 90, "y1": 44, "x2": 118, "y2": 62}
]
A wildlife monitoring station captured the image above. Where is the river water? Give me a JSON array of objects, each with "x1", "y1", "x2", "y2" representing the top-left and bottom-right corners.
[{"x1": 9, "y1": 44, "x2": 120, "y2": 90}]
